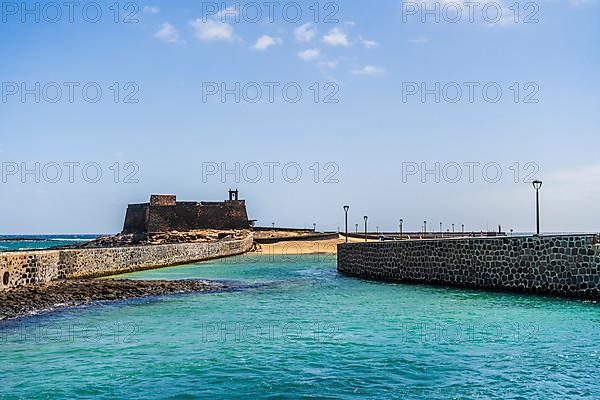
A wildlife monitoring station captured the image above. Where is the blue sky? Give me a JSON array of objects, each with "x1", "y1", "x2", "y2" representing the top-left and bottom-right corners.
[{"x1": 0, "y1": 0, "x2": 599, "y2": 234}]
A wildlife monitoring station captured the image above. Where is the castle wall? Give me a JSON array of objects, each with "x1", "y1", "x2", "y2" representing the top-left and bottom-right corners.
[
  {"x1": 196, "y1": 201, "x2": 250, "y2": 230},
  {"x1": 338, "y1": 234, "x2": 600, "y2": 299},
  {"x1": 123, "y1": 196, "x2": 251, "y2": 234},
  {"x1": 150, "y1": 195, "x2": 177, "y2": 206},
  {"x1": 122, "y1": 204, "x2": 149, "y2": 234},
  {"x1": 147, "y1": 204, "x2": 198, "y2": 233},
  {"x1": 144, "y1": 201, "x2": 250, "y2": 233},
  {"x1": 0, "y1": 234, "x2": 254, "y2": 291}
]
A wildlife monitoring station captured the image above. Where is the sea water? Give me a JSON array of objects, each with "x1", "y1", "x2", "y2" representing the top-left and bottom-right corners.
[
  {"x1": 1, "y1": 253, "x2": 599, "y2": 399},
  {"x1": 0, "y1": 235, "x2": 95, "y2": 251}
]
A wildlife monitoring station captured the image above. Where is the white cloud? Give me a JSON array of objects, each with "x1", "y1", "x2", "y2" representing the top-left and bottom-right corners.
[
  {"x1": 252, "y1": 35, "x2": 282, "y2": 51},
  {"x1": 359, "y1": 36, "x2": 379, "y2": 48},
  {"x1": 154, "y1": 23, "x2": 180, "y2": 43},
  {"x1": 534, "y1": 164, "x2": 600, "y2": 230},
  {"x1": 190, "y1": 19, "x2": 240, "y2": 42},
  {"x1": 485, "y1": 6, "x2": 524, "y2": 27},
  {"x1": 297, "y1": 48, "x2": 320, "y2": 61},
  {"x1": 215, "y1": 6, "x2": 240, "y2": 20},
  {"x1": 404, "y1": 0, "x2": 532, "y2": 27},
  {"x1": 409, "y1": 36, "x2": 428, "y2": 44},
  {"x1": 322, "y1": 28, "x2": 350, "y2": 47},
  {"x1": 318, "y1": 60, "x2": 339, "y2": 69},
  {"x1": 294, "y1": 23, "x2": 317, "y2": 43},
  {"x1": 547, "y1": 165, "x2": 600, "y2": 196},
  {"x1": 350, "y1": 65, "x2": 385, "y2": 76},
  {"x1": 143, "y1": 6, "x2": 160, "y2": 14}
]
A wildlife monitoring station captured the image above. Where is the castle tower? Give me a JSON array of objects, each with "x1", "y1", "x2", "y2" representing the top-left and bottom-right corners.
[{"x1": 228, "y1": 189, "x2": 239, "y2": 201}]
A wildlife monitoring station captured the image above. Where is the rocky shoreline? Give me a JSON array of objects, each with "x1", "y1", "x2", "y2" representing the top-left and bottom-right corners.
[
  {"x1": 75, "y1": 229, "x2": 251, "y2": 249},
  {"x1": 0, "y1": 279, "x2": 230, "y2": 321}
]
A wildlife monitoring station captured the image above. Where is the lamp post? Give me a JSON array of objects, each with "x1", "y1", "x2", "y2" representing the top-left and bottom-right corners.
[
  {"x1": 424, "y1": 221, "x2": 427, "y2": 235},
  {"x1": 355, "y1": 223, "x2": 358, "y2": 233},
  {"x1": 364, "y1": 216, "x2": 368, "y2": 242},
  {"x1": 272, "y1": 222, "x2": 275, "y2": 229},
  {"x1": 532, "y1": 180, "x2": 542, "y2": 235},
  {"x1": 461, "y1": 224, "x2": 464, "y2": 234},
  {"x1": 313, "y1": 223, "x2": 316, "y2": 232},
  {"x1": 399, "y1": 219, "x2": 403, "y2": 240},
  {"x1": 343, "y1": 205, "x2": 350, "y2": 243},
  {"x1": 452, "y1": 224, "x2": 455, "y2": 234},
  {"x1": 440, "y1": 222, "x2": 443, "y2": 238}
]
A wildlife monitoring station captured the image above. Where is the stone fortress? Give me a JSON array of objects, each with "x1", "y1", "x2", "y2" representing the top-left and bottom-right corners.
[
  {"x1": 123, "y1": 190, "x2": 254, "y2": 234},
  {"x1": 0, "y1": 190, "x2": 256, "y2": 291}
]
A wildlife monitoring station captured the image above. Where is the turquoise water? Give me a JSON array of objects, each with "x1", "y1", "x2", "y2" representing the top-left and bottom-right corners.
[{"x1": 2, "y1": 253, "x2": 600, "y2": 399}]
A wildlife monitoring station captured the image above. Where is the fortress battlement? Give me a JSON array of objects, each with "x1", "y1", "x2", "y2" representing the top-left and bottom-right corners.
[{"x1": 123, "y1": 190, "x2": 253, "y2": 234}]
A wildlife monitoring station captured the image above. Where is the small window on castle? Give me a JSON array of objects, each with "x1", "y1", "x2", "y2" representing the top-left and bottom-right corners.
[{"x1": 2, "y1": 272, "x2": 9, "y2": 286}]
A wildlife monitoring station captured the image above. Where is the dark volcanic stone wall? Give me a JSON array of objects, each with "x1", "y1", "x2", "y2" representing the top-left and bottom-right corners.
[
  {"x1": 122, "y1": 204, "x2": 149, "y2": 233},
  {"x1": 123, "y1": 199, "x2": 251, "y2": 234},
  {"x1": 197, "y1": 201, "x2": 250, "y2": 230},
  {"x1": 338, "y1": 235, "x2": 600, "y2": 299},
  {"x1": 150, "y1": 195, "x2": 177, "y2": 206}
]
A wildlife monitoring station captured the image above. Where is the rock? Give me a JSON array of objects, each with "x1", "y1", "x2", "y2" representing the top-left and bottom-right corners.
[{"x1": 0, "y1": 279, "x2": 229, "y2": 321}]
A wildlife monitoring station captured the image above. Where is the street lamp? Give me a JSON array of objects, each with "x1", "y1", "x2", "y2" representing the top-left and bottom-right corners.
[
  {"x1": 343, "y1": 205, "x2": 350, "y2": 243},
  {"x1": 440, "y1": 222, "x2": 443, "y2": 237},
  {"x1": 313, "y1": 223, "x2": 316, "y2": 232},
  {"x1": 399, "y1": 219, "x2": 403, "y2": 239},
  {"x1": 355, "y1": 223, "x2": 358, "y2": 233},
  {"x1": 272, "y1": 222, "x2": 275, "y2": 229},
  {"x1": 452, "y1": 223, "x2": 455, "y2": 234},
  {"x1": 532, "y1": 180, "x2": 542, "y2": 235},
  {"x1": 364, "y1": 216, "x2": 368, "y2": 242},
  {"x1": 424, "y1": 221, "x2": 427, "y2": 235},
  {"x1": 461, "y1": 224, "x2": 465, "y2": 234}
]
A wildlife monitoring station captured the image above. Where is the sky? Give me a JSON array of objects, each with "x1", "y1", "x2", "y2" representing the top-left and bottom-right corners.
[{"x1": 0, "y1": 0, "x2": 599, "y2": 234}]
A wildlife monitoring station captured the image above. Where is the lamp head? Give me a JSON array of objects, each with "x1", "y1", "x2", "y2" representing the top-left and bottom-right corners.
[
  {"x1": 364, "y1": 216, "x2": 368, "y2": 221},
  {"x1": 532, "y1": 180, "x2": 543, "y2": 190},
  {"x1": 343, "y1": 205, "x2": 350, "y2": 212}
]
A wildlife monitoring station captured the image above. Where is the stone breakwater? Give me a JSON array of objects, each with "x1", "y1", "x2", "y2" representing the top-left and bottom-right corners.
[
  {"x1": 0, "y1": 234, "x2": 254, "y2": 291},
  {"x1": 338, "y1": 234, "x2": 600, "y2": 299}
]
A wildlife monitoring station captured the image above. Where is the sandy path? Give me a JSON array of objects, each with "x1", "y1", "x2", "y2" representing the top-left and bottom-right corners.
[{"x1": 254, "y1": 235, "x2": 375, "y2": 255}]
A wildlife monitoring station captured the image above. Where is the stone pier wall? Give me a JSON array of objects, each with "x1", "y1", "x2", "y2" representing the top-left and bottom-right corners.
[
  {"x1": 338, "y1": 234, "x2": 600, "y2": 299},
  {"x1": 0, "y1": 234, "x2": 254, "y2": 291}
]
